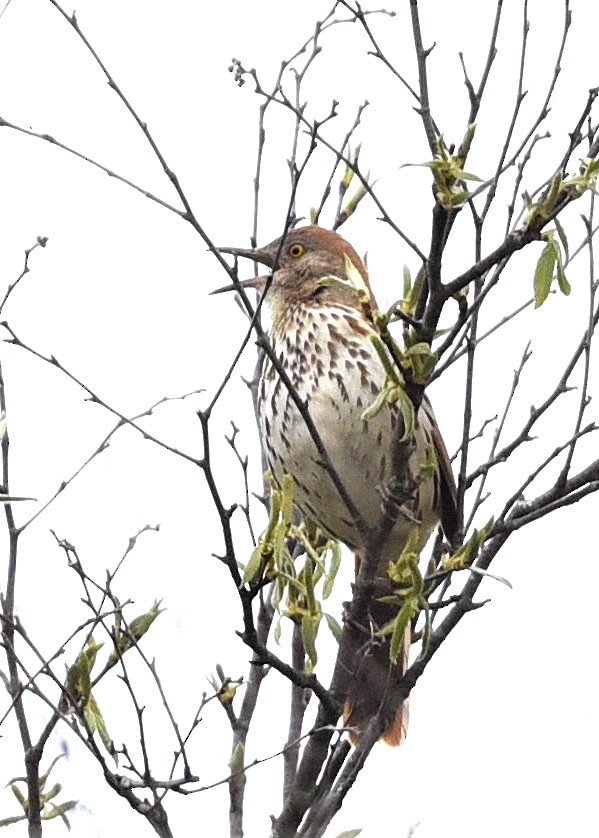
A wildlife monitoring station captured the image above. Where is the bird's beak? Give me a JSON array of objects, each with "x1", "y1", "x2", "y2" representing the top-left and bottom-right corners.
[
  {"x1": 211, "y1": 243, "x2": 275, "y2": 295},
  {"x1": 217, "y1": 245, "x2": 276, "y2": 268},
  {"x1": 210, "y1": 274, "x2": 268, "y2": 295}
]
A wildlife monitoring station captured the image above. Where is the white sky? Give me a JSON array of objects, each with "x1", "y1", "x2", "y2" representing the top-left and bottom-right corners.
[{"x1": 0, "y1": 1, "x2": 598, "y2": 837}]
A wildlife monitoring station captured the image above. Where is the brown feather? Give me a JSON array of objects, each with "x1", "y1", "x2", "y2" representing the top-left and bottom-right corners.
[
  {"x1": 342, "y1": 595, "x2": 410, "y2": 746},
  {"x1": 426, "y1": 401, "x2": 461, "y2": 545}
]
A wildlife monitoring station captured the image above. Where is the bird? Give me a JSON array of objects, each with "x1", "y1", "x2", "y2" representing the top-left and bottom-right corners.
[{"x1": 216, "y1": 225, "x2": 458, "y2": 745}]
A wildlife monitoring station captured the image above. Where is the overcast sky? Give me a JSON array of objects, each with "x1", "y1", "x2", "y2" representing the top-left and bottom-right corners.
[{"x1": 0, "y1": 1, "x2": 598, "y2": 837}]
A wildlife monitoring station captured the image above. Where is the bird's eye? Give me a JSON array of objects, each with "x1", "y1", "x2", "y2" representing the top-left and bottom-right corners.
[{"x1": 288, "y1": 243, "x2": 304, "y2": 258}]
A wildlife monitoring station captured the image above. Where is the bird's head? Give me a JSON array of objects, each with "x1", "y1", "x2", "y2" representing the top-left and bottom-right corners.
[{"x1": 214, "y1": 226, "x2": 374, "y2": 321}]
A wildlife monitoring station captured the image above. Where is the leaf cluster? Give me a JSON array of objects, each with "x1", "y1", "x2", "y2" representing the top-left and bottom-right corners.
[
  {"x1": 424, "y1": 128, "x2": 482, "y2": 210},
  {"x1": 62, "y1": 600, "x2": 164, "y2": 762},
  {"x1": 240, "y1": 473, "x2": 342, "y2": 671},
  {"x1": 0, "y1": 757, "x2": 77, "y2": 830}
]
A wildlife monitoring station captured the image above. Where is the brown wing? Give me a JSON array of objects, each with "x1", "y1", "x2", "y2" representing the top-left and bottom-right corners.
[{"x1": 422, "y1": 396, "x2": 461, "y2": 546}]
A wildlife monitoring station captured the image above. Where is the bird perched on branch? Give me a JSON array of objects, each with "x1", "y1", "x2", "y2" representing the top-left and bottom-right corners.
[{"x1": 216, "y1": 225, "x2": 458, "y2": 745}]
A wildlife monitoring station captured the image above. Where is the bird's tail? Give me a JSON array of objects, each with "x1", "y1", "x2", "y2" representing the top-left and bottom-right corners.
[{"x1": 341, "y1": 597, "x2": 410, "y2": 746}]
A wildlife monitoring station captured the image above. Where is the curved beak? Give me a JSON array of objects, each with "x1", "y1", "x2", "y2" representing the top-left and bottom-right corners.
[
  {"x1": 212, "y1": 242, "x2": 275, "y2": 295},
  {"x1": 217, "y1": 244, "x2": 275, "y2": 268},
  {"x1": 210, "y1": 274, "x2": 268, "y2": 295}
]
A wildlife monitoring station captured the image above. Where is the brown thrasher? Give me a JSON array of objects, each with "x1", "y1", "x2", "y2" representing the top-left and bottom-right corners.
[{"x1": 217, "y1": 225, "x2": 458, "y2": 745}]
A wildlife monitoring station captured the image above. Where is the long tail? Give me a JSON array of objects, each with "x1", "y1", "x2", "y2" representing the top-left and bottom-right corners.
[{"x1": 341, "y1": 598, "x2": 410, "y2": 746}]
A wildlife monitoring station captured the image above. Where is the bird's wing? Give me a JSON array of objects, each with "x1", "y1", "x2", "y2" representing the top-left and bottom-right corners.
[{"x1": 422, "y1": 396, "x2": 461, "y2": 545}]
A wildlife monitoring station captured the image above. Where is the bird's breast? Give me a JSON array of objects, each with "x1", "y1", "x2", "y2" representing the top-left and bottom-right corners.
[{"x1": 258, "y1": 304, "x2": 438, "y2": 554}]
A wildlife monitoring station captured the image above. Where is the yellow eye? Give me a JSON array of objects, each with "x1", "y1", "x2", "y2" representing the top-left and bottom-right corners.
[{"x1": 288, "y1": 243, "x2": 304, "y2": 258}]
